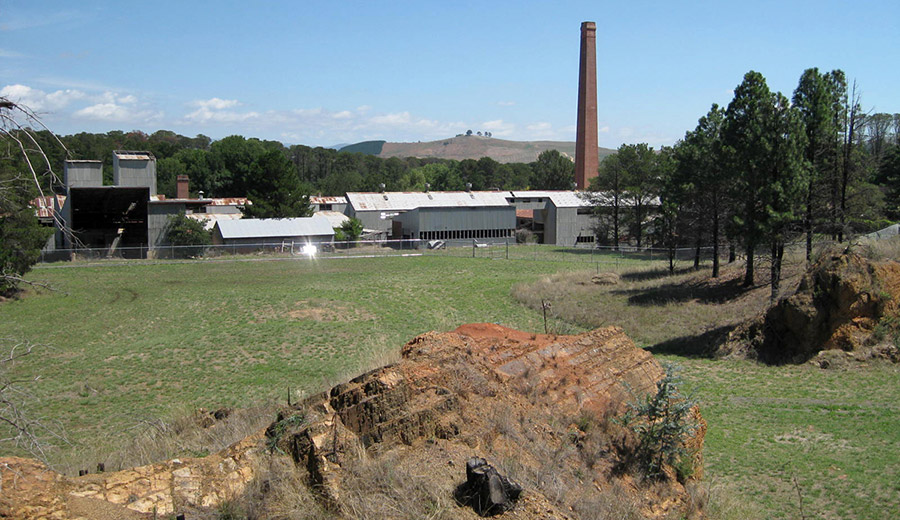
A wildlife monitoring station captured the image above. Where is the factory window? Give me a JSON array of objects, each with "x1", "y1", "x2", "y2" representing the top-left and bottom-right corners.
[{"x1": 576, "y1": 235, "x2": 595, "y2": 243}]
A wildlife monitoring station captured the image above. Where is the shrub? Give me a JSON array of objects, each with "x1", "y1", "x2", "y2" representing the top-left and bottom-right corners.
[
  {"x1": 165, "y1": 212, "x2": 211, "y2": 258},
  {"x1": 0, "y1": 199, "x2": 52, "y2": 294},
  {"x1": 620, "y1": 363, "x2": 698, "y2": 479}
]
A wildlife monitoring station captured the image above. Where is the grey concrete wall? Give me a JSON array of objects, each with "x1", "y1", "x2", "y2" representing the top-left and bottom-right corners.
[
  {"x1": 64, "y1": 161, "x2": 103, "y2": 188},
  {"x1": 114, "y1": 158, "x2": 157, "y2": 195},
  {"x1": 148, "y1": 203, "x2": 186, "y2": 247},
  {"x1": 548, "y1": 207, "x2": 595, "y2": 247},
  {"x1": 206, "y1": 205, "x2": 243, "y2": 214},
  {"x1": 349, "y1": 208, "x2": 393, "y2": 233},
  {"x1": 396, "y1": 206, "x2": 515, "y2": 242}
]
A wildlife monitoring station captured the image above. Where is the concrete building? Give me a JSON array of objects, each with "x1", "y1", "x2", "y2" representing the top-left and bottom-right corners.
[
  {"x1": 393, "y1": 205, "x2": 515, "y2": 246},
  {"x1": 56, "y1": 153, "x2": 252, "y2": 257},
  {"x1": 58, "y1": 154, "x2": 158, "y2": 257},
  {"x1": 508, "y1": 191, "x2": 595, "y2": 247},
  {"x1": 113, "y1": 151, "x2": 157, "y2": 195},
  {"x1": 211, "y1": 215, "x2": 334, "y2": 252},
  {"x1": 309, "y1": 196, "x2": 347, "y2": 214}
]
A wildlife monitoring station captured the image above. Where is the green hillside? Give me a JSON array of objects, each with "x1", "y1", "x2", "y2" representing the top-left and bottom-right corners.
[{"x1": 339, "y1": 140, "x2": 386, "y2": 155}]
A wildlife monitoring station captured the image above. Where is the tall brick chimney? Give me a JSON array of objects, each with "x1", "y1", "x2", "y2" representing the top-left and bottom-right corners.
[
  {"x1": 575, "y1": 21, "x2": 598, "y2": 190},
  {"x1": 176, "y1": 175, "x2": 190, "y2": 199}
]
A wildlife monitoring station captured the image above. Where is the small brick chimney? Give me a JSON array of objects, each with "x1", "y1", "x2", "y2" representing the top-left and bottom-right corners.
[{"x1": 176, "y1": 175, "x2": 189, "y2": 199}]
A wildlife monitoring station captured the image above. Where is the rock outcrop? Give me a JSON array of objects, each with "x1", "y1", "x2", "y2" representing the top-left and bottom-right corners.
[
  {"x1": 1, "y1": 324, "x2": 705, "y2": 519},
  {"x1": 270, "y1": 324, "x2": 704, "y2": 518},
  {"x1": 724, "y1": 252, "x2": 900, "y2": 363},
  {"x1": 0, "y1": 432, "x2": 262, "y2": 519}
]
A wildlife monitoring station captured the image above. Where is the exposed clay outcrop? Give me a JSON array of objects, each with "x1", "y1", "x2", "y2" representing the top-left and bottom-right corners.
[
  {"x1": 723, "y1": 253, "x2": 900, "y2": 363},
  {"x1": 1, "y1": 324, "x2": 705, "y2": 519},
  {"x1": 271, "y1": 324, "x2": 705, "y2": 519}
]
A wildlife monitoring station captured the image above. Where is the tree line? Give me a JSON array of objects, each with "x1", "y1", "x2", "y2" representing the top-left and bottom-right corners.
[
  {"x1": 589, "y1": 68, "x2": 900, "y2": 299},
  {"x1": 19, "y1": 129, "x2": 576, "y2": 216}
]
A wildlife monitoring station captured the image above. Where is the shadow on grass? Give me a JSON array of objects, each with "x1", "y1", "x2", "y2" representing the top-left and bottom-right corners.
[
  {"x1": 646, "y1": 325, "x2": 734, "y2": 358},
  {"x1": 613, "y1": 276, "x2": 753, "y2": 306},
  {"x1": 619, "y1": 266, "x2": 696, "y2": 282}
]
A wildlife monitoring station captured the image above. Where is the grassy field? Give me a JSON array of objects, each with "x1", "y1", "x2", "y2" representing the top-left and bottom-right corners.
[
  {"x1": 513, "y1": 260, "x2": 900, "y2": 520},
  {"x1": 2, "y1": 252, "x2": 898, "y2": 519},
  {"x1": 3, "y1": 254, "x2": 652, "y2": 466}
]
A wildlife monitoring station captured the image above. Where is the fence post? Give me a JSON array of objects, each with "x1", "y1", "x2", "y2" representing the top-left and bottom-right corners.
[
  {"x1": 472, "y1": 239, "x2": 476, "y2": 258},
  {"x1": 506, "y1": 238, "x2": 509, "y2": 260}
]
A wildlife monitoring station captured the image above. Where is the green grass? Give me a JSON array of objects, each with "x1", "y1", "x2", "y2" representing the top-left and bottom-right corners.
[
  {"x1": 4, "y1": 254, "x2": 615, "y2": 463},
  {"x1": 4, "y1": 252, "x2": 898, "y2": 519},
  {"x1": 512, "y1": 261, "x2": 900, "y2": 520},
  {"x1": 662, "y1": 356, "x2": 899, "y2": 520}
]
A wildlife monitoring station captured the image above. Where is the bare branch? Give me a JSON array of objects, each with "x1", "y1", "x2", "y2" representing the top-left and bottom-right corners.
[
  {"x1": 0, "y1": 273, "x2": 64, "y2": 295},
  {"x1": 0, "y1": 338, "x2": 69, "y2": 463}
]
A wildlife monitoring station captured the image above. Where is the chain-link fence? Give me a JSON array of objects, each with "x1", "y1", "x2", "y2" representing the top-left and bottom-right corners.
[{"x1": 37, "y1": 238, "x2": 729, "y2": 270}]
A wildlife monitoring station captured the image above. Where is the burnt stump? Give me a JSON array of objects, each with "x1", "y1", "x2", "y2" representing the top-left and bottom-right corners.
[{"x1": 454, "y1": 457, "x2": 522, "y2": 516}]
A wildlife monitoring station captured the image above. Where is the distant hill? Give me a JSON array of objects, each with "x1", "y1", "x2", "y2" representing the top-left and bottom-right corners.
[{"x1": 339, "y1": 135, "x2": 616, "y2": 164}]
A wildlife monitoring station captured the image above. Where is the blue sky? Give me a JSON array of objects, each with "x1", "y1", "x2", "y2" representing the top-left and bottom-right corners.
[{"x1": 2, "y1": 0, "x2": 898, "y2": 149}]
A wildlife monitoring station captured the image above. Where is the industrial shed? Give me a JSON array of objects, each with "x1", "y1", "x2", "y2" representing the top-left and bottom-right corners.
[
  {"x1": 346, "y1": 191, "x2": 514, "y2": 235},
  {"x1": 508, "y1": 191, "x2": 595, "y2": 247},
  {"x1": 393, "y1": 206, "x2": 515, "y2": 246},
  {"x1": 211, "y1": 215, "x2": 335, "y2": 252}
]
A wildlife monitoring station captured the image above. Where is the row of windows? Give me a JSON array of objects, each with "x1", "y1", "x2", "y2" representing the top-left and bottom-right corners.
[
  {"x1": 575, "y1": 235, "x2": 596, "y2": 243},
  {"x1": 419, "y1": 229, "x2": 514, "y2": 241}
]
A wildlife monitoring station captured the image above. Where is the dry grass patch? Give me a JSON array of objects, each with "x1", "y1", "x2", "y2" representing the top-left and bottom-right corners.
[
  {"x1": 252, "y1": 299, "x2": 376, "y2": 323},
  {"x1": 512, "y1": 258, "x2": 806, "y2": 353}
]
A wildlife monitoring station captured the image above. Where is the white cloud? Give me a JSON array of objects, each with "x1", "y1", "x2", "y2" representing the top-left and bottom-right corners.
[
  {"x1": 482, "y1": 119, "x2": 516, "y2": 136},
  {"x1": 370, "y1": 112, "x2": 413, "y2": 126},
  {"x1": 191, "y1": 97, "x2": 240, "y2": 110},
  {"x1": 0, "y1": 84, "x2": 86, "y2": 111},
  {"x1": 181, "y1": 97, "x2": 258, "y2": 124},
  {"x1": 183, "y1": 107, "x2": 258, "y2": 124},
  {"x1": 523, "y1": 121, "x2": 561, "y2": 140},
  {"x1": 497, "y1": 101, "x2": 515, "y2": 106},
  {"x1": 74, "y1": 102, "x2": 161, "y2": 123}
]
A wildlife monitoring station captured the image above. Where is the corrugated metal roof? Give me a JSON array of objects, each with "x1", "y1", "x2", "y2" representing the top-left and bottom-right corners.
[
  {"x1": 208, "y1": 197, "x2": 250, "y2": 206},
  {"x1": 508, "y1": 190, "x2": 593, "y2": 208},
  {"x1": 113, "y1": 150, "x2": 155, "y2": 161},
  {"x1": 347, "y1": 191, "x2": 512, "y2": 211},
  {"x1": 509, "y1": 190, "x2": 566, "y2": 198},
  {"x1": 186, "y1": 213, "x2": 243, "y2": 230},
  {"x1": 315, "y1": 210, "x2": 350, "y2": 228},
  {"x1": 149, "y1": 196, "x2": 250, "y2": 205},
  {"x1": 546, "y1": 192, "x2": 594, "y2": 208},
  {"x1": 310, "y1": 196, "x2": 347, "y2": 204},
  {"x1": 29, "y1": 195, "x2": 66, "y2": 219},
  {"x1": 216, "y1": 215, "x2": 334, "y2": 239}
]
